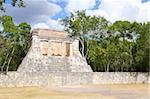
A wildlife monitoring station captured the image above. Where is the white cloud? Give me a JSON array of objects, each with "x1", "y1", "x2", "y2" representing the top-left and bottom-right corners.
[
  {"x1": 33, "y1": 23, "x2": 49, "y2": 29},
  {"x1": 65, "y1": 0, "x2": 96, "y2": 13},
  {"x1": 86, "y1": 0, "x2": 150, "y2": 22},
  {"x1": 1, "y1": 0, "x2": 149, "y2": 31},
  {"x1": 33, "y1": 18, "x2": 64, "y2": 30},
  {"x1": 2, "y1": 0, "x2": 62, "y2": 27},
  {"x1": 50, "y1": 0, "x2": 67, "y2": 2}
]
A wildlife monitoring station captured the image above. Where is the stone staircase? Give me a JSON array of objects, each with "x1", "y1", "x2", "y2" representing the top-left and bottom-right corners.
[
  {"x1": 18, "y1": 56, "x2": 72, "y2": 73},
  {"x1": 46, "y1": 57, "x2": 71, "y2": 72}
]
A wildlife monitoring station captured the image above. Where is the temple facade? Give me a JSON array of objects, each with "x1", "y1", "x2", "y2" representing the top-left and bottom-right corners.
[{"x1": 18, "y1": 29, "x2": 92, "y2": 72}]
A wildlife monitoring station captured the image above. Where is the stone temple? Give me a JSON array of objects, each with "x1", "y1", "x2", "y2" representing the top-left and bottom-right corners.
[{"x1": 18, "y1": 29, "x2": 92, "y2": 72}]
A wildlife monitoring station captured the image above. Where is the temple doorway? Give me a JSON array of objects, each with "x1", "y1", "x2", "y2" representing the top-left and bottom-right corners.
[
  {"x1": 51, "y1": 42, "x2": 62, "y2": 56},
  {"x1": 66, "y1": 43, "x2": 70, "y2": 57}
]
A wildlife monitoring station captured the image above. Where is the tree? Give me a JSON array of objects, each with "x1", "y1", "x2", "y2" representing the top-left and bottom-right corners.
[
  {"x1": 133, "y1": 22, "x2": 150, "y2": 72},
  {"x1": 61, "y1": 10, "x2": 89, "y2": 56},
  {"x1": 61, "y1": 10, "x2": 109, "y2": 57},
  {"x1": 0, "y1": 0, "x2": 25, "y2": 11},
  {"x1": 0, "y1": 0, "x2": 31, "y2": 74},
  {"x1": 0, "y1": 16, "x2": 31, "y2": 74},
  {"x1": 17, "y1": 22, "x2": 31, "y2": 53},
  {"x1": 0, "y1": 35, "x2": 11, "y2": 72},
  {"x1": 62, "y1": 10, "x2": 149, "y2": 72},
  {"x1": 87, "y1": 34, "x2": 137, "y2": 72},
  {"x1": 109, "y1": 21, "x2": 134, "y2": 40}
]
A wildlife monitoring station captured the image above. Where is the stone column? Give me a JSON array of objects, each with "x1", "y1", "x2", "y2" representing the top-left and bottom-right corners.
[
  {"x1": 31, "y1": 36, "x2": 41, "y2": 59},
  {"x1": 48, "y1": 40, "x2": 52, "y2": 56},
  {"x1": 73, "y1": 39, "x2": 79, "y2": 51},
  {"x1": 70, "y1": 43, "x2": 73, "y2": 57},
  {"x1": 40, "y1": 40, "x2": 48, "y2": 56},
  {"x1": 61, "y1": 42, "x2": 64, "y2": 57}
]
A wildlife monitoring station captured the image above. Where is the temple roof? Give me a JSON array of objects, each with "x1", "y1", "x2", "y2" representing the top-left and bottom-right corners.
[{"x1": 32, "y1": 29, "x2": 68, "y2": 39}]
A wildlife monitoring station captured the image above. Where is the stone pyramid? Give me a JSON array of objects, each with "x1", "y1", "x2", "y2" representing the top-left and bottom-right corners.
[{"x1": 18, "y1": 29, "x2": 92, "y2": 72}]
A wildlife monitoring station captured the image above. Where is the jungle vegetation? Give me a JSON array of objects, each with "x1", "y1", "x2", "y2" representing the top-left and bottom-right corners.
[
  {"x1": 61, "y1": 10, "x2": 150, "y2": 72},
  {"x1": 0, "y1": 0, "x2": 149, "y2": 72},
  {"x1": 0, "y1": 0, "x2": 31, "y2": 74}
]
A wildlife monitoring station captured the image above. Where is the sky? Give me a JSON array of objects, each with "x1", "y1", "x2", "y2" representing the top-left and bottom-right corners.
[{"x1": 1, "y1": 0, "x2": 150, "y2": 30}]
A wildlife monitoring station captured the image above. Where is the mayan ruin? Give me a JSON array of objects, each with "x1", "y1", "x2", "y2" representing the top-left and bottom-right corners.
[
  {"x1": 0, "y1": 0, "x2": 149, "y2": 98},
  {"x1": 18, "y1": 29, "x2": 92, "y2": 72}
]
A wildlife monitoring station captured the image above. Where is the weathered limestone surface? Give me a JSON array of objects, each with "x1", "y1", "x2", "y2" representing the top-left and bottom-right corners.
[
  {"x1": 18, "y1": 29, "x2": 92, "y2": 72},
  {"x1": 0, "y1": 72, "x2": 149, "y2": 87}
]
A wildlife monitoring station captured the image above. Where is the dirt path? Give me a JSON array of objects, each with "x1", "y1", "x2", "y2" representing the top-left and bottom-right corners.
[{"x1": 0, "y1": 84, "x2": 149, "y2": 99}]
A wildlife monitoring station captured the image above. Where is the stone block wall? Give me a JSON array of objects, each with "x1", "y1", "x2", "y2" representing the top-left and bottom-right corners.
[
  {"x1": 38, "y1": 29, "x2": 68, "y2": 39},
  {"x1": 0, "y1": 72, "x2": 149, "y2": 87}
]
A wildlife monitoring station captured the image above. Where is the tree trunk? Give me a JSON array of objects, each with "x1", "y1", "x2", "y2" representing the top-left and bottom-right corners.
[
  {"x1": 5, "y1": 48, "x2": 15, "y2": 75},
  {"x1": 106, "y1": 62, "x2": 110, "y2": 72},
  {"x1": 1, "y1": 52, "x2": 9, "y2": 73},
  {"x1": 85, "y1": 41, "x2": 89, "y2": 58},
  {"x1": 79, "y1": 39, "x2": 84, "y2": 57},
  {"x1": 122, "y1": 61, "x2": 124, "y2": 72},
  {"x1": 129, "y1": 45, "x2": 132, "y2": 71}
]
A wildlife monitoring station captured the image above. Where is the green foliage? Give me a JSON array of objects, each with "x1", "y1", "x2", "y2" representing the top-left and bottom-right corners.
[
  {"x1": 2, "y1": 16, "x2": 17, "y2": 33},
  {"x1": 132, "y1": 22, "x2": 150, "y2": 72},
  {"x1": 0, "y1": 0, "x2": 25, "y2": 12},
  {"x1": 0, "y1": 15, "x2": 31, "y2": 73},
  {"x1": 62, "y1": 10, "x2": 150, "y2": 72},
  {"x1": 61, "y1": 10, "x2": 109, "y2": 57}
]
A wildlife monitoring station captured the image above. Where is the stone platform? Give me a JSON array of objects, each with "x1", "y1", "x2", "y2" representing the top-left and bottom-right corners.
[{"x1": 18, "y1": 29, "x2": 92, "y2": 72}]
